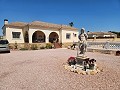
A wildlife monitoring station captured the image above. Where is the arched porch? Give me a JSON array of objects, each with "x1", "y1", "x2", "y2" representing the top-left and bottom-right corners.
[
  {"x1": 32, "y1": 31, "x2": 46, "y2": 43},
  {"x1": 49, "y1": 32, "x2": 59, "y2": 43}
]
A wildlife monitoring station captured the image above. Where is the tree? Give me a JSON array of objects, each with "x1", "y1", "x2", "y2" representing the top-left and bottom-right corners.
[
  {"x1": 69, "y1": 22, "x2": 74, "y2": 27},
  {"x1": 109, "y1": 31, "x2": 120, "y2": 38}
]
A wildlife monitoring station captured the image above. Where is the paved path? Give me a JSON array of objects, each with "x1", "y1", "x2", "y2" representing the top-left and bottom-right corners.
[{"x1": 0, "y1": 49, "x2": 120, "y2": 90}]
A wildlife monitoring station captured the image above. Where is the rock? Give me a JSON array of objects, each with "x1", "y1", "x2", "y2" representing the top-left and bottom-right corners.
[
  {"x1": 90, "y1": 71, "x2": 95, "y2": 75},
  {"x1": 71, "y1": 65, "x2": 75, "y2": 68},
  {"x1": 90, "y1": 70, "x2": 98, "y2": 75},
  {"x1": 64, "y1": 65, "x2": 69, "y2": 70},
  {"x1": 76, "y1": 64, "x2": 80, "y2": 67},
  {"x1": 74, "y1": 69, "x2": 78, "y2": 73},
  {"x1": 96, "y1": 69, "x2": 101, "y2": 73},
  {"x1": 86, "y1": 69, "x2": 91, "y2": 75},
  {"x1": 64, "y1": 65, "x2": 73, "y2": 71},
  {"x1": 81, "y1": 71, "x2": 86, "y2": 75},
  {"x1": 97, "y1": 66, "x2": 103, "y2": 72},
  {"x1": 76, "y1": 68, "x2": 83, "y2": 74},
  {"x1": 70, "y1": 68, "x2": 75, "y2": 72},
  {"x1": 94, "y1": 63, "x2": 97, "y2": 67}
]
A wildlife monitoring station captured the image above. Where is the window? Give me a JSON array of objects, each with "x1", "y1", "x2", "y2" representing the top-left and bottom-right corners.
[
  {"x1": 66, "y1": 33, "x2": 71, "y2": 39},
  {"x1": 12, "y1": 32, "x2": 21, "y2": 38}
]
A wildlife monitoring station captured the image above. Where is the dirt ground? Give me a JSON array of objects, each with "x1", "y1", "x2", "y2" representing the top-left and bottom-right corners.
[{"x1": 0, "y1": 49, "x2": 120, "y2": 90}]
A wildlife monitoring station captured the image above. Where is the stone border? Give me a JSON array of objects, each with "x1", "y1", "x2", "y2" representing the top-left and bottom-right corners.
[{"x1": 63, "y1": 64, "x2": 103, "y2": 75}]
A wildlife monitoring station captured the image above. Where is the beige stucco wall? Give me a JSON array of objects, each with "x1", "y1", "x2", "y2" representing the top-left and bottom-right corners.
[
  {"x1": 23, "y1": 26, "x2": 29, "y2": 36},
  {"x1": 61, "y1": 30, "x2": 79, "y2": 43},
  {"x1": 29, "y1": 29, "x2": 60, "y2": 43},
  {"x1": 5, "y1": 27, "x2": 24, "y2": 43},
  {"x1": 3, "y1": 26, "x2": 79, "y2": 44}
]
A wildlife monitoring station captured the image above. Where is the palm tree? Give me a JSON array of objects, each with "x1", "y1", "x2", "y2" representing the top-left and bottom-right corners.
[{"x1": 69, "y1": 22, "x2": 74, "y2": 27}]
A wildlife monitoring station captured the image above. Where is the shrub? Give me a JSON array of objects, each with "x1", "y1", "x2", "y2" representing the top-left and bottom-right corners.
[
  {"x1": 14, "y1": 41, "x2": 18, "y2": 49},
  {"x1": 46, "y1": 43, "x2": 52, "y2": 49},
  {"x1": 67, "y1": 57, "x2": 76, "y2": 65},
  {"x1": 31, "y1": 44, "x2": 38, "y2": 50},
  {"x1": 20, "y1": 48, "x2": 28, "y2": 50},
  {"x1": 40, "y1": 46, "x2": 45, "y2": 49},
  {"x1": 9, "y1": 45, "x2": 14, "y2": 50}
]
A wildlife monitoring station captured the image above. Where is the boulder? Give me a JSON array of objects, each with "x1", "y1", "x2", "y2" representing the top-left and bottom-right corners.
[
  {"x1": 90, "y1": 70, "x2": 98, "y2": 75},
  {"x1": 76, "y1": 68, "x2": 83, "y2": 74},
  {"x1": 81, "y1": 71, "x2": 86, "y2": 75}
]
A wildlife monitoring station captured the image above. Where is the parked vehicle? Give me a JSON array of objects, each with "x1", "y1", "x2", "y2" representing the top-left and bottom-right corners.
[{"x1": 0, "y1": 39, "x2": 10, "y2": 53}]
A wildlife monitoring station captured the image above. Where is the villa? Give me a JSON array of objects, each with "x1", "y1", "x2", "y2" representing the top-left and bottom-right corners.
[{"x1": 2, "y1": 19, "x2": 79, "y2": 44}]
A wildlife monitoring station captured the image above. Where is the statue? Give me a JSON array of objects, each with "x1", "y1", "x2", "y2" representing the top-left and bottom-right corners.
[{"x1": 78, "y1": 28, "x2": 88, "y2": 57}]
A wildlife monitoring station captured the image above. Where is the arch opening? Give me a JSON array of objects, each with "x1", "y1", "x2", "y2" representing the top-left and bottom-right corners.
[
  {"x1": 49, "y1": 32, "x2": 59, "y2": 43},
  {"x1": 32, "y1": 31, "x2": 45, "y2": 43}
]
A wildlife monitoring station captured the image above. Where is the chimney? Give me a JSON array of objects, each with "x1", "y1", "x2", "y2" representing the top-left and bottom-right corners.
[{"x1": 4, "y1": 19, "x2": 8, "y2": 25}]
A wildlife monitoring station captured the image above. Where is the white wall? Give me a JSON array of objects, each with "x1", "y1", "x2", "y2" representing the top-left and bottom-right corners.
[
  {"x1": 4, "y1": 26, "x2": 79, "y2": 44},
  {"x1": 29, "y1": 29, "x2": 60, "y2": 43},
  {"x1": 62, "y1": 30, "x2": 79, "y2": 43},
  {"x1": 6, "y1": 27, "x2": 24, "y2": 43}
]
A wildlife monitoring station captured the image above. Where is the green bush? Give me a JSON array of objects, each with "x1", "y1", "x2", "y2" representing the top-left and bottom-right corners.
[
  {"x1": 45, "y1": 43, "x2": 52, "y2": 49},
  {"x1": 40, "y1": 46, "x2": 45, "y2": 49},
  {"x1": 14, "y1": 41, "x2": 18, "y2": 49},
  {"x1": 20, "y1": 48, "x2": 28, "y2": 50},
  {"x1": 31, "y1": 44, "x2": 38, "y2": 50}
]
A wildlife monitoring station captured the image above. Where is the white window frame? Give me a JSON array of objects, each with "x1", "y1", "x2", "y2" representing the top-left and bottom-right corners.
[
  {"x1": 66, "y1": 33, "x2": 71, "y2": 39},
  {"x1": 12, "y1": 32, "x2": 21, "y2": 39}
]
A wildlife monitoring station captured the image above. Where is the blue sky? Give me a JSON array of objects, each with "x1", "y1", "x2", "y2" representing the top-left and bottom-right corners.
[{"x1": 0, "y1": 0, "x2": 120, "y2": 35}]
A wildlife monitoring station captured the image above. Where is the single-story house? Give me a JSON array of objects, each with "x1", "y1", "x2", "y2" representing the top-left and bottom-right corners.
[
  {"x1": 88, "y1": 32, "x2": 117, "y2": 38},
  {"x1": 2, "y1": 19, "x2": 79, "y2": 44},
  {"x1": 87, "y1": 31, "x2": 117, "y2": 42}
]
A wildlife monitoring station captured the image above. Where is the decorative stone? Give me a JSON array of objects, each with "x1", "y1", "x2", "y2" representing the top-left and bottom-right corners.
[
  {"x1": 81, "y1": 71, "x2": 86, "y2": 75},
  {"x1": 74, "y1": 69, "x2": 78, "y2": 73},
  {"x1": 64, "y1": 65, "x2": 69, "y2": 70},
  {"x1": 96, "y1": 69, "x2": 101, "y2": 73},
  {"x1": 76, "y1": 68, "x2": 83, "y2": 74},
  {"x1": 97, "y1": 66, "x2": 103, "y2": 72},
  {"x1": 64, "y1": 28, "x2": 102, "y2": 75},
  {"x1": 86, "y1": 69, "x2": 91, "y2": 75},
  {"x1": 90, "y1": 70, "x2": 98, "y2": 75},
  {"x1": 64, "y1": 65, "x2": 72, "y2": 71},
  {"x1": 70, "y1": 68, "x2": 75, "y2": 72},
  {"x1": 64, "y1": 55, "x2": 102, "y2": 75},
  {"x1": 90, "y1": 71, "x2": 95, "y2": 75}
]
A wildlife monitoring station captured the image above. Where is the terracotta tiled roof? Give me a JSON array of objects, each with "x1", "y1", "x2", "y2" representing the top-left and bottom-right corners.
[
  {"x1": 88, "y1": 32, "x2": 116, "y2": 35},
  {"x1": 6, "y1": 22, "x2": 27, "y2": 27},
  {"x1": 29, "y1": 21, "x2": 77, "y2": 30},
  {"x1": 88, "y1": 32, "x2": 117, "y2": 38},
  {"x1": 5, "y1": 21, "x2": 77, "y2": 30}
]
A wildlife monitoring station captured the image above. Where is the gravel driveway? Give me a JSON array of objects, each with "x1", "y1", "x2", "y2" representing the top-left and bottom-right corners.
[{"x1": 0, "y1": 49, "x2": 120, "y2": 90}]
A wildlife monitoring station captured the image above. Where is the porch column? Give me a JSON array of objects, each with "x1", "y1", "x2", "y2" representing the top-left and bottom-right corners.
[
  {"x1": 46, "y1": 35, "x2": 49, "y2": 43},
  {"x1": 59, "y1": 30, "x2": 62, "y2": 43},
  {"x1": 29, "y1": 30, "x2": 32, "y2": 43}
]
